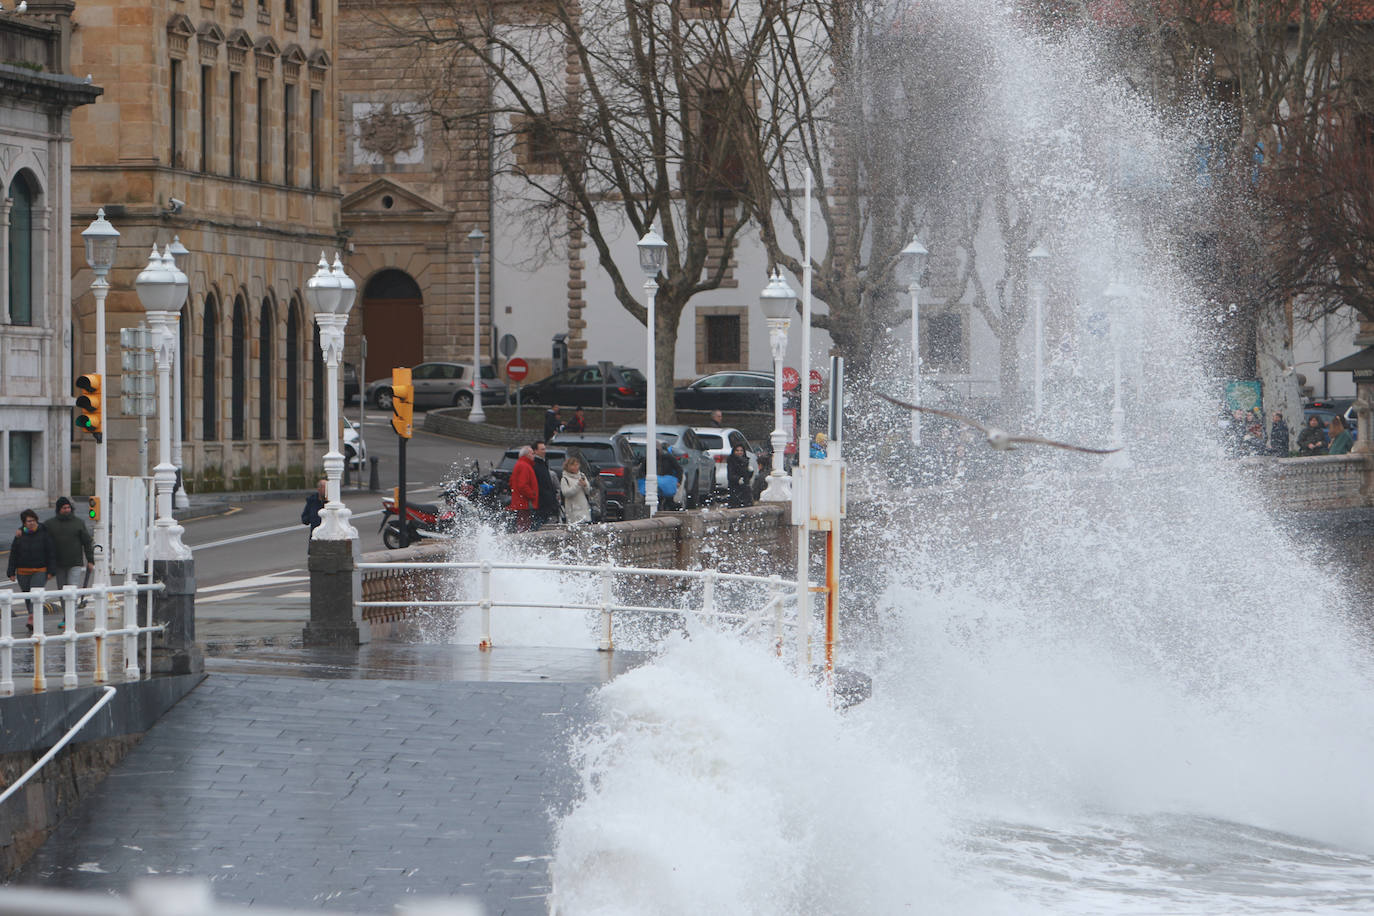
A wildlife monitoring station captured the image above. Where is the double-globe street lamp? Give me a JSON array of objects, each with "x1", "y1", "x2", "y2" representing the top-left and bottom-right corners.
[
  {"x1": 636, "y1": 228, "x2": 667, "y2": 516},
  {"x1": 468, "y1": 227, "x2": 487, "y2": 423},
  {"x1": 896, "y1": 236, "x2": 928, "y2": 446},
  {"x1": 758, "y1": 269, "x2": 797, "y2": 501},
  {"x1": 305, "y1": 253, "x2": 359, "y2": 540},
  {"x1": 80, "y1": 210, "x2": 120, "y2": 587},
  {"x1": 1029, "y1": 243, "x2": 1050, "y2": 423},
  {"x1": 133, "y1": 246, "x2": 191, "y2": 559},
  {"x1": 1103, "y1": 278, "x2": 1130, "y2": 453}
]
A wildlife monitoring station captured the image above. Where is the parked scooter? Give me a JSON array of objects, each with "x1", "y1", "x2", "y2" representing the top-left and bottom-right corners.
[{"x1": 379, "y1": 485, "x2": 461, "y2": 549}]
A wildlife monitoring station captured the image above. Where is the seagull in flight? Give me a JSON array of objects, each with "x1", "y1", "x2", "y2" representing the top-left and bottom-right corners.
[{"x1": 877, "y1": 392, "x2": 1122, "y2": 454}]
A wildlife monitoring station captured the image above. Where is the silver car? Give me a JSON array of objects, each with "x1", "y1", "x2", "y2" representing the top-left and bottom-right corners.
[{"x1": 365, "y1": 362, "x2": 508, "y2": 410}]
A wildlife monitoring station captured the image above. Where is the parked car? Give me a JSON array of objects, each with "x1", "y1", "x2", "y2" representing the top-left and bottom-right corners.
[
  {"x1": 545, "y1": 433, "x2": 644, "y2": 521},
  {"x1": 615, "y1": 423, "x2": 714, "y2": 509},
  {"x1": 693, "y1": 426, "x2": 765, "y2": 497},
  {"x1": 517, "y1": 364, "x2": 647, "y2": 408},
  {"x1": 343, "y1": 420, "x2": 366, "y2": 469},
  {"x1": 487, "y1": 445, "x2": 606, "y2": 523},
  {"x1": 673, "y1": 371, "x2": 774, "y2": 412},
  {"x1": 365, "y1": 362, "x2": 509, "y2": 411}
]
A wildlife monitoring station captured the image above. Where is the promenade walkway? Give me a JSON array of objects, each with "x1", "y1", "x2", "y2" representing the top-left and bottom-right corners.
[{"x1": 11, "y1": 644, "x2": 649, "y2": 915}]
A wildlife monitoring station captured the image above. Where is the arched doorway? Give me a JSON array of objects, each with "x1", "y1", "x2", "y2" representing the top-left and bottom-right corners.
[{"x1": 361, "y1": 269, "x2": 423, "y2": 386}]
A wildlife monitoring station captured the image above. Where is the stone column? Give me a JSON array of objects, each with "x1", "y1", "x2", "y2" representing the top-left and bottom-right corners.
[
  {"x1": 152, "y1": 558, "x2": 203, "y2": 675},
  {"x1": 1352, "y1": 377, "x2": 1374, "y2": 456},
  {"x1": 303, "y1": 538, "x2": 363, "y2": 647}
]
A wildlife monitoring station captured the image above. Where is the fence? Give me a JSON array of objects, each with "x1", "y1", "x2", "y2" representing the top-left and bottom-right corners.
[
  {"x1": 356, "y1": 559, "x2": 800, "y2": 653},
  {"x1": 0, "y1": 581, "x2": 166, "y2": 696}
]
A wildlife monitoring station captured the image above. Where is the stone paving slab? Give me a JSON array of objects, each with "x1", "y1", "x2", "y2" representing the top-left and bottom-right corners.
[{"x1": 10, "y1": 652, "x2": 643, "y2": 915}]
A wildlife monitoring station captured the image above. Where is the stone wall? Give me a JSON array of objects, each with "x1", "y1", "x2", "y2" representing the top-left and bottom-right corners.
[
  {"x1": 357, "y1": 503, "x2": 791, "y2": 630},
  {"x1": 1243, "y1": 454, "x2": 1374, "y2": 511},
  {"x1": 423, "y1": 406, "x2": 778, "y2": 449}
]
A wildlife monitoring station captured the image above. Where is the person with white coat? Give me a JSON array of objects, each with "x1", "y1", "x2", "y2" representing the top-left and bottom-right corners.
[{"x1": 560, "y1": 456, "x2": 593, "y2": 525}]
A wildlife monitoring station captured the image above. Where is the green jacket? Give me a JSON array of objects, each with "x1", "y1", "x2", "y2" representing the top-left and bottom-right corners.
[
  {"x1": 44, "y1": 512, "x2": 94, "y2": 568},
  {"x1": 1329, "y1": 430, "x2": 1355, "y2": 456}
]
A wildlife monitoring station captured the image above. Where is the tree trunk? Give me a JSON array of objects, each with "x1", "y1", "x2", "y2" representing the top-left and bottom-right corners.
[{"x1": 1257, "y1": 298, "x2": 1301, "y2": 447}]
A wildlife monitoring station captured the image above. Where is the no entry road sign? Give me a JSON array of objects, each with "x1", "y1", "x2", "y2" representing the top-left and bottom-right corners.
[{"x1": 506, "y1": 357, "x2": 529, "y2": 381}]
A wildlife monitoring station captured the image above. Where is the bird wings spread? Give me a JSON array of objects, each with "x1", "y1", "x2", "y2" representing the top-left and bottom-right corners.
[{"x1": 876, "y1": 392, "x2": 1121, "y2": 454}]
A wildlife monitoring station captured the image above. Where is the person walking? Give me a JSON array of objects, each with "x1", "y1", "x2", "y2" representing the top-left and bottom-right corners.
[
  {"x1": 1297, "y1": 414, "x2": 1329, "y2": 457},
  {"x1": 532, "y1": 441, "x2": 561, "y2": 528},
  {"x1": 1328, "y1": 414, "x2": 1355, "y2": 455},
  {"x1": 1268, "y1": 411, "x2": 1290, "y2": 456},
  {"x1": 726, "y1": 443, "x2": 753, "y2": 508},
  {"x1": 301, "y1": 478, "x2": 327, "y2": 536},
  {"x1": 44, "y1": 496, "x2": 94, "y2": 595},
  {"x1": 560, "y1": 455, "x2": 593, "y2": 525},
  {"x1": 508, "y1": 446, "x2": 539, "y2": 532},
  {"x1": 544, "y1": 405, "x2": 563, "y2": 442},
  {"x1": 8, "y1": 508, "x2": 56, "y2": 631}
]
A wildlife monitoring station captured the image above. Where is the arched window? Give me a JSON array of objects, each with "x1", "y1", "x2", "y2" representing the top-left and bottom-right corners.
[
  {"x1": 286, "y1": 301, "x2": 300, "y2": 439},
  {"x1": 7, "y1": 174, "x2": 34, "y2": 326},
  {"x1": 311, "y1": 323, "x2": 324, "y2": 440},
  {"x1": 259, "y1": 298, "x2": 274, "y2": 439},
  {"x1": 231, "y1": 296, "x2": 247, "y2": 440},
  {"x1": 202, "y1": 296, "x2": 219, "y2": 441}
]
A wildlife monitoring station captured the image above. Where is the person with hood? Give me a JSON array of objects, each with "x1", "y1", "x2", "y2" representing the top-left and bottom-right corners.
[
  {"x1": 507, "y1": 445, "x2": 539, "y2": 532},
  {"x1": 1328, "y1": 414, "x2": 1355, "y2": 455},
  {"x1": 560, "y1": 455, "x2": 593, "y2": 525},
  {"x1": 1297, "y1": 414, "x2": 1329, "y2": 457},
  {"x1": 726, "y1": 443, "x2": 754, "y2": 508},
  {"x1": 810, "y1": 432, "x2": 829, "y2": 459},
  {"x1": 45, "y1": 496, "x2": 94, "y2": 591},
  {"x1": 8, "y1": 508, "x2": 56, "y2": 629},
  {"x1": 1268, "y1": 411, "x2": 1290, "y2": 456}
]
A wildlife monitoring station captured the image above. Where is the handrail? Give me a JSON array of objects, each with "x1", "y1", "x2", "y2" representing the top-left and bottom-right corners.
[
  {"x1": 0, "y1": 685, "x2": 116, "y2": 807},
  {"x1": 357, "y1": 559, "x2": 787, "y2": 589}
]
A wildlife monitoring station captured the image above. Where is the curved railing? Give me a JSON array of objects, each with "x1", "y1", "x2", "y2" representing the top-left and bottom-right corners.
[{"x1": 356, "y1": 560, "x2": 799, "y2": 652}]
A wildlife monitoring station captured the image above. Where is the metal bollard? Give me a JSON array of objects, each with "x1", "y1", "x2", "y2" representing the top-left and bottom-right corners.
[{"x1": 369, "y1": 456, "x2": 380, "y2": 492}]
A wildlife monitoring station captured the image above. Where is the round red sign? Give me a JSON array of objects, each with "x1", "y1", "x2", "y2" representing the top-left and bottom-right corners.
[
  {"x1": 781, "y1": 367, "x2": 801, "y2": 392},
  {"x1": 809, "y1": 369, "x2": 823, "y2": 394},
  {"x1": 506, "y1": 357, "x2": 529, "y2": 381}
]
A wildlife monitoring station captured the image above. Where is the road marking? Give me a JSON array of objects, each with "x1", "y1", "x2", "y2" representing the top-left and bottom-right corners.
[{"x1": 199, "y1": 571, "x2": 308, "y2": 593}]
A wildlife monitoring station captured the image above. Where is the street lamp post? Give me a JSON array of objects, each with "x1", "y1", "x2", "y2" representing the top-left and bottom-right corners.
[
  {"x1": 637, "y1": 228, "x2": 667, "y2": 517},
  {"x1": 134, "y1": 247, "x2": 191, "y2": 559},
  {"x1": 1104, "y1": 279, "x2": 1129, "y2": 453},
  {"x1": 81, "y1": 209, "x2": 119, "y2": 587},
  {"x1": 305, "y1": 253, "x2": 358, "y2": 540},
  {"x1": 1029, "y1": 243, "x2": 1050, "y2": 424},
  {"x1": 896, "y1": 237, "x2": 928, "y2": 446},
  {"x1": 167, "y1": 236, "x2": 190, "y2": 509},
  {"x1": 758, "y1": 270, "x2": 797, "y2": 501},
  {"x1": 468, "y1": 227, "x2": 487, "y2": 423}
]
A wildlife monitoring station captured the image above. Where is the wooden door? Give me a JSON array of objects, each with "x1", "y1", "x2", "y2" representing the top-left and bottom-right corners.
[{"x1": 361, "y1": 298, "x2": 423, "y2": 384}]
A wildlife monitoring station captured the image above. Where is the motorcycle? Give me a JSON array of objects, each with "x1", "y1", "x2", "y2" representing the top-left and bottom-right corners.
[{"x1": 379, "y1": 485, "x2": 462, "y2": 549}]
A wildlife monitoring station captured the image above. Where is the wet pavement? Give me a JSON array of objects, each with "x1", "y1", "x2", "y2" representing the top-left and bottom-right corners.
[{"x1": 12, "y1": 644, "x2": 650, "y2": 914}]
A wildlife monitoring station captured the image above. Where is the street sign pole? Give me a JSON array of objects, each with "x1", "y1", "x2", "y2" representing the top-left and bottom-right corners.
[
  {"x1": 506, "y1": 356, "x2": 530, "y2": 430},
  {"x1": 358, "y1": 336, "x2": 367, "y2": 490}
]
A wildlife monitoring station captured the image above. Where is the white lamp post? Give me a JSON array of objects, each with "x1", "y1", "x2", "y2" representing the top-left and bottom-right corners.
[
  {"x1": 134, "y1": 247, "x2": 191, "y2": 559},
  {"x1": 167, "y1": 235, "x2": 191, "y2": 509},
  {"x1": 1029, "y1": 243, "x2": 1050, "y2": 424},
  {"x1": 1103, "y1": 278, "x2": 1130, "y2": 453},
  {"x1": 305, "y1": 252, "x2": 358, "y2": 540},
  {"x1": 468, "y1": 227, "x2": 487, "y2": 423},
  {"x1": 896, "y1": 236, "x2": 928, "y2": 446},
  {"x1": 637, "y1": 227, "x2": 667, "y2": 516},
  {"x1": 758, "y1": 269, "x2": 797, "y2": 501},
  {"x1": 81, "y1": 209, "x2": 119, "y2": 587}
]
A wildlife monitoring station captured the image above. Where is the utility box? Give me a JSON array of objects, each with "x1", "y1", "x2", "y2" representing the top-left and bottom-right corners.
[{"x1": 552, "y1": 333, "x2": 569, "y2": 374}]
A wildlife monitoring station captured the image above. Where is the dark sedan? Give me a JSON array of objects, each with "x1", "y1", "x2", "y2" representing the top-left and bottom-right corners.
[
  {"x1": 673, "y1": 371, "x2": 774, "y2": 412},
  {"x1": 517, "y1": 364, "x2": 647, "y2": 408}
]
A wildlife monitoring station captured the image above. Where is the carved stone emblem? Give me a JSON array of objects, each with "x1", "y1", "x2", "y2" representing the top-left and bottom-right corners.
[{"x1": 359, "y1": 108, "x2": 417, "y2": 160}]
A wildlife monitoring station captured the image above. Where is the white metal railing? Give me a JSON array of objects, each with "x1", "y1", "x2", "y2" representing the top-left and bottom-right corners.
[
  {"x1": 0, "y1": 685, "x2": 116, "y2": 808},
  {"x1": 0, "y1": 581, "x2": 166, "y2": 696},
  {"x1": 358, "y1": 560, "x2": 800, "y2": 652}
]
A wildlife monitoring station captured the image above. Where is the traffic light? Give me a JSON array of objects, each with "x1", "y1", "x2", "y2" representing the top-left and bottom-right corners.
[
  {"x1": 75, "y1": 374, "x2": 102, "y2": 442},
  {"x1": 391, "y1": 367, "x2": 413, "y2": 439},
  {"x1": 87, "y1": 496, "x2": 100, "y2": 522}
]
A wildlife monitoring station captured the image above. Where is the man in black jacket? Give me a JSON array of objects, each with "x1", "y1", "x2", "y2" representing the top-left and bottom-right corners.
[
  {"x1": 45, "y1": 496, "x2": 95, "y2": 590},
  {"x1": 531, "y1": 441, "x2": 560, "y2": 529},
  {"x1": 8, "y1": 508, "x2": 56, "y2": 627}
]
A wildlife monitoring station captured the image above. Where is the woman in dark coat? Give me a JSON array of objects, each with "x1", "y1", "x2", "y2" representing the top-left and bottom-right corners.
[
  {"x1": 726, "y1": 444, "x2": 754, "y2": 508},
  {"x1": 1297, "y1": 414, "x2": 1329, "y2": 457},
  {"x1": 7, "y1": 508, "x2": 56, "y2": 628}
]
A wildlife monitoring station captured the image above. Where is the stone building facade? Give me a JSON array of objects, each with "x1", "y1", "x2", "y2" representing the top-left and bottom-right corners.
[
  {"x1": 68, "y1": 0, "x2": 341, "y2": 493},
  {"x1": 0, "y1": 2, "x2": 101, "y2": 518}
]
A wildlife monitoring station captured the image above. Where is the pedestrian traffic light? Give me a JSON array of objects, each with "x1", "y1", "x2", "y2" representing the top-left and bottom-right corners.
[
  {"x1": 391, "y1": 367, "x2": 413, "y2": 439},
  {"x1": 88, "y1": 496, "x2": 100, "y2": 521},
  {"x1": 75, "y1": 374, "x2": 102, "y2": 442}
]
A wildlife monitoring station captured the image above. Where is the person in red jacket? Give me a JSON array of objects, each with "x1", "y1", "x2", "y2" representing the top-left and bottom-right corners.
[{"x1": 507, "y1": 446, "x2": 540, "y2": 532}]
